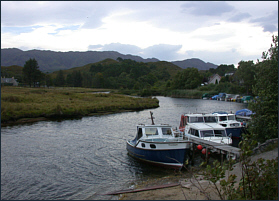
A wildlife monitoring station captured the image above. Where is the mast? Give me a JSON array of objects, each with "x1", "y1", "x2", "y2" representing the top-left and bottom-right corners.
[{"x1": 150, "y1": 111, "x2": 155, "y2": 125}]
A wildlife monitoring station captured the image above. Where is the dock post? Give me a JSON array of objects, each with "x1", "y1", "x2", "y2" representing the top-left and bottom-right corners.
[
  {"x1": 221, "y1": 150, "x2": 223, "y2": 166},
  {"x1": 205, "y1": 147, "x2": 208, "y2": 163},
  {"x1": 191, "y1": 144, "x2": 195, "y2": 166}
]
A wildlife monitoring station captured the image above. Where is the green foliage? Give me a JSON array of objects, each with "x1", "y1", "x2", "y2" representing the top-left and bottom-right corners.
[
  {"x1": 248, "y1": 35, "x2": 278, "y2": 142},
  {"x1": 1, "y1": 65, "x2": 24, "y2": 83},
  {"x1": 201, "y1": 134, "x2": 278, "y2": 200},
  {"x1": 208, "y1": 64, "x2": 236, "y2": 76},
  {"x1": 234, "y1": 60, "x2": 256, "y2": 95},
  {"x1": 54, "y1": 70, "x2": 65, "y2": 87},
  {"x1": 171, "y1": 67, "x2": 202, "y2": 89},
  {"x1": 22, "y1": 58, "x2": 43, "y2": 87}
]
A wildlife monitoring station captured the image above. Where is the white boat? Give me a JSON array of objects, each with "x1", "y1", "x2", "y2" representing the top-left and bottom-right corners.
[
  {"x1": 179, "y1": 113, "x2": 232, "y2": 145},
  {"x1": 126, "y1": 112, "x2": 191, "y2": 170},
  {"x1": 212, "y1": 112, "x2": 243, "y2": 137}
]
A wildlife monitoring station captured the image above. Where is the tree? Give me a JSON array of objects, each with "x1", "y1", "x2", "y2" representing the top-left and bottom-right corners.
[
  {"x1": 22, "y1": 58, "x2": 42, "y2": 87},
  {"x1": 172, "y1": 67, "x2": 202, "y2": 89},
  {"x1": 55, "y1": 70, "x2": 65, "y2": 87},
  {"x1": 235, "y1": 60, "x2": 256, "y2": 94},
  {"x1": 248, "y1": 35, "x2": 278, "y2": 142}
]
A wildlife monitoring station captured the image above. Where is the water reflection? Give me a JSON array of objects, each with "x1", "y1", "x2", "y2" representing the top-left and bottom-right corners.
[{"x1": 1, "y1": 97, "x2": 246, "y2": 200}]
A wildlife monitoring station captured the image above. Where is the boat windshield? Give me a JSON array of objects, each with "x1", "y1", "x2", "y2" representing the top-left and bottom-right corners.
[
  {"x1": 189, "y1": 117, "x2": 204, "y2": 123},
  {"x1": 145, "y1": 128, "x2": 158, "y2": 136},
  {"x1": 200, "y1": 130, "x2": 214, "y2": 137},
  {"x1": 214, "y1": 129, "x2": 227, "y2": 137},
  {"x1": 204, "y1": 116, "x2": 217, "y2": 123},
  {"x1": 219, "y1": 116, "x2": 227, "y2": 121},
  {"x1": 228, "y1": 115, "x2": 236, "y2": 120},
  {"x1": 162, "y1": 128, "x2": 172, "y2": 136}
]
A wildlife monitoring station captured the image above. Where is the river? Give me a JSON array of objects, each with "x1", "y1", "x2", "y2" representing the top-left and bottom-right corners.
[{"x1": 1, "y1": 96, "x2": 247, "y2": 200}]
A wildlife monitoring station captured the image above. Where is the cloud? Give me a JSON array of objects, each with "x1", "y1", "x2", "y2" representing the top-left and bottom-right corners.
[
  {"x1": 88, "y1": 43, "x2": 142, "y2": 55},
  {"x1": 227, "y1": 12, "x2": 251, "y2": 22},
  {"x1": 142, "y1": 44, "x2": 183, "y2": 61},
  {"x1": 250, "y1": 10, "x2": 278, "y2": 32},
  {"x1": 181, "y1": 1, "x2": 234, "y2": 16},
  {"x1": 88, "y1": 43, "x2": 183, "y2": 61}
]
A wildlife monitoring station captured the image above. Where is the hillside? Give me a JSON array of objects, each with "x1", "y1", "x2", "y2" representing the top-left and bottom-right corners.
[
  {"x1": 1, "y1": 48, "x2": 217, "y2": 73},
  {"x1": 172, "y1": 58, "x2": 217, "y2": 70},
  {"x1": 1, "y1": 48, "x2": 159, "y2": 73}
]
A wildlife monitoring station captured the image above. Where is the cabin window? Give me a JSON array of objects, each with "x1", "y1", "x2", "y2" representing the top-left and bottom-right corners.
[
  {"x1": 214, "y1": 130, "x2": 226, "y2": 137},
  {"x1": 194, "y1": 129, "x2": 199, "y2": 137},
  {"x1": 162, "y1": 128, "x2": 172, "y2": 135},
  {"x1": 150, "y1": 144, "x2": 156, "y2": 149},
  {"x1": 137, "y1": 128, "x2": 143, "y2": 140},
  {"x1": 200, "y1": 130, "x2": 214, "y2": 137},
  {"x1": 141, "y1": 143, "x2": 145, "y2": 148},
  {"x1": 228, "y1": 115, "x2": 236, "y2": 120},
  {"x1": 204, "y1": 116, "x2": 217, "y2": 123},
  {"x1": 219, "y1": 116, "x2": 227, "y2": 121},
  {"x1": 190, "y1": 117, "x2": 204, "y2": 123},
  {"x1": 145, "y1": 128, "x2": 158, "y2": 136}
]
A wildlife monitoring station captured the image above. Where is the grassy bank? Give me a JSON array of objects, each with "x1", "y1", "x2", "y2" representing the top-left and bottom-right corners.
[{"x1": 1, "y1": 87, "x2": 159, "y2": 124}]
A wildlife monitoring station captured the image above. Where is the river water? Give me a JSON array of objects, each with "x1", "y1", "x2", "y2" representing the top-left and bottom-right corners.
[{"x1": 1, "y1": 96, "x2": 247, "y2": 200}]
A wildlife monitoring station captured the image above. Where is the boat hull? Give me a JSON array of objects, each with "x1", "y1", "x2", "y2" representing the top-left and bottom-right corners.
[
  {"x1": 226, "y1": 127, "x2": 242, "y2": 138},
  {"x1": 126, "y1": 140, "x2": 190, "y2": 169}
]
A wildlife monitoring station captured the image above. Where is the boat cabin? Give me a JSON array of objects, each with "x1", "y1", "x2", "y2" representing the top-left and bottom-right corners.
[
  {"x1": 212, "y1": 113, "x2": 241, "y2": 128},
  {"x1": 179, "y1": 113, "x2": 217, "y2": 131},
  {"x1": 184, "y1": 123, "x2": 232, "y2": 144},
  {"x1": 135, "y1": 124, "x2": 182, "y2": 142}
]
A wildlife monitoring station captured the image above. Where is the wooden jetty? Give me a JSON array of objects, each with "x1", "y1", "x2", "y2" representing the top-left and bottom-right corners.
[{"x1": 188, "y1": 137, "x2": 241, "y2": 163}]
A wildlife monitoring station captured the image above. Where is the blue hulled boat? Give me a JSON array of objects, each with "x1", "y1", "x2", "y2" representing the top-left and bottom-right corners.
[{"x1": 126, "y1": 112, "x2": 191, "y2": 170}]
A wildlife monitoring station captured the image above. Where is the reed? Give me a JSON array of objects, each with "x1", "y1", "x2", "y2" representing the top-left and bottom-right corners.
[{"x1": 1, "y1": 87, "x2": 159, "y2": 123}]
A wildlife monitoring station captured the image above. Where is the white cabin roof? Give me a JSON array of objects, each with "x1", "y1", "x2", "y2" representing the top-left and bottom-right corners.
[{"x1": 188, "y1": 122, "x2": 225, "y2": 130}]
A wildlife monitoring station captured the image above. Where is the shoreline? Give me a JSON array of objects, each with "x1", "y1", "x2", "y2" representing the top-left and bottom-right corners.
[
  {"x1": 1, "y1": 109, "x2": 142, "y2": 127},
  {"x1": 119, "y1": 145, "x2": 278, "y2": 200},
  {"x1": 1, "y1": 87, "x2": 159, "y2": 127}
]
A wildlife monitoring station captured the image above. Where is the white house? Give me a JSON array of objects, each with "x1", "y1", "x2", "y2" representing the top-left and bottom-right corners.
[
  {"x1": 1, "y1": 77, "x2": 19, "y2": 86},
  {"x1": 208, "y1": 74, "x2": 221, "y2": 84}
]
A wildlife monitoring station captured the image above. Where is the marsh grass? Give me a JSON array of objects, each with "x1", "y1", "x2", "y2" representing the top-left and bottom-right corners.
[{"x1": 1, "y1": 87, "x2": 159, "y2": 123}]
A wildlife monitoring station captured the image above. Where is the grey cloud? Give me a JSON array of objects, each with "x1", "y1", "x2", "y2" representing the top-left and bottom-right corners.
[
  {"x1": 88, "y1": 43, "x2": 142, "y2": 55},
  {"x1": 88, "y1": 43, "x2": 183, "y2": 61},
  {"x1": 227, "y1": 12, "x2": 251, "y2": 22},
  {"x1": 181, "y1": 1, "x2": 234, "y2": 16},
  {"x1": 183, "y1": 49, "x2": 261, "y2": 66},
  {"x1": 250, "y1": 10, "x2": 278, "y2": 32},
  {"x1": 141, "y1": 44, "x2": 183, "y2": 61},
  {"x1": 1, "y1": 1, "x2": 107, "y2": 28}
]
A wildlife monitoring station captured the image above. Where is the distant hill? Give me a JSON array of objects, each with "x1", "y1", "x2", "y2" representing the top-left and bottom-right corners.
[
  {"x1": 172, "y1": 58, "x2": 217, "y2": 70},
  {"x1": 1, "y1": 48, "x2": 159, "y2": 73},
  {"x1": 1, "y1": 48, "x2": 218, "y2": 73}
]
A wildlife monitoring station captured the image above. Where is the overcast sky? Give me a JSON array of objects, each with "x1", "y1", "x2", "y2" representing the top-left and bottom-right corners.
[{"x1": 1, "y1": 1, "x2": 278, "y2": 67}]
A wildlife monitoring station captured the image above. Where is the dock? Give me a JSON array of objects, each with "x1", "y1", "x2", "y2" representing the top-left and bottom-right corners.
[{"x1": 188, "y1": 137, "x2": 241, "y2": 163}]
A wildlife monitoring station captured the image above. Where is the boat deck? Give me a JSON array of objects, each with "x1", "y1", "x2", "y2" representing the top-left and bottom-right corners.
[{"x1": 188, "y1": 137, "x2": 241, "y2": 159}]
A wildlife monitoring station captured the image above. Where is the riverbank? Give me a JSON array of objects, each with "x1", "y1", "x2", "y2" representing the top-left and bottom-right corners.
[
  {"x1": 119, "y1": 141, "x2": 278, "y2": 200},
  {"x1": 1, "y1": 87, "x2": 159, "y2": 126}
]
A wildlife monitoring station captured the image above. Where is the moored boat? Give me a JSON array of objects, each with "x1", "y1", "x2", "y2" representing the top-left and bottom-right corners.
[
  {"x1": 126, "y1": 112, "x2": 191, "y2": 170},
  {"x1": 179, "y1": 113, "x2": 232, "y2": 145},
  {"x1": 212, "y1": 111, "x2": 244, "y2": 146}
]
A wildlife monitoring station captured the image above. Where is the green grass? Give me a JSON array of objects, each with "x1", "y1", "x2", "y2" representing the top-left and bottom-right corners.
[{"x1": 1, "y1": 87, "x2": 159, "y2": 123}]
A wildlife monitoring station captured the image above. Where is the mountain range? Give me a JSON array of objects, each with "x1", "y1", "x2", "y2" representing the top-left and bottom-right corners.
[{"x1": 1, "y1": 48, "x2": 217, "y2": 72}]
